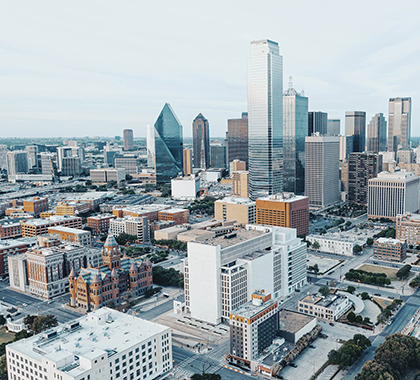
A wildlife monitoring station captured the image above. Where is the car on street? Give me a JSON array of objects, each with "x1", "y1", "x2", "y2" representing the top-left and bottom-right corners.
[{"x1": 289, "y1": 363, "x2": 297, "y2": 368}]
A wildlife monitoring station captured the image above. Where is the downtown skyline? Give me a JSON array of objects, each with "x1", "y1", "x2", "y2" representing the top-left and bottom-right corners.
[{"x1": 1, "y1": 0, "x2": 419, "y2": 138}]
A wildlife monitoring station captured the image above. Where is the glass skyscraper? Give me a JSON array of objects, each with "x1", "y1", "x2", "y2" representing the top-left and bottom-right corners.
[
  {"x1": 388, "y1": 97, "x2": 411, "y2": 152},
  {"x1": 283, "y1": 80, "x2": 308, "y2": 194},
  {"x1": 367, "y1": 113, "x2": 387, "y2": 153},
  {"x1": 248, "y1": 39, "x2": 283, "y2": 199},
  {"x1": 345, "y1": 111, "x2": 366, "y2": 152},
  {"x1": 154, "y1": 103, "x2": 183, "y2": 183},
  {"x1": 192, "y1": 113, "x2": 210, "y2": 169}
]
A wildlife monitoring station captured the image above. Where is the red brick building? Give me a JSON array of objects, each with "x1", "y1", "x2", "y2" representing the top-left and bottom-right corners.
[
  {"x1": 87, "y1": 214, "x2": 117, "y2": 234},
  {"x1": 158, "y1": 208, "x2": 189, "y2": 225},
  {"x1": 23, "y1": 197, "x2": 49, "y2": 217}
]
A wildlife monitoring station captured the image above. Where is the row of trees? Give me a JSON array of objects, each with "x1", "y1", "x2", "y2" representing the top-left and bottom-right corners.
[
  {"x1": 328, "y1": 334, "x2": 371, "y2": 369},
  {"x1": 410, "y1": 275, "x2": 420, "y2": 288},
  {"x1": 377, "y1": 299, "x2": 402, "y2": 324},
  {"x1": 152, "y1": 239, "x2": 187, "y2": 251},
  {"x1": 396, "y1": 264, "x2": 411, "y2": 280},
  {"x1": 152, "y1": 266, "x2": 184, "y2": 287},
  {"x1": 345, "y1": 269, "x2": 391, "y2": 286},
  {"x1": 356, "y1": 334, "x2": 420, "y2": 380},
  {"x1": 188, "y1": 196, "x2": 217, "y2": 215},
  {"x1": 373, "y1": 227, "x2": 396, "y2": 239},
  {"x1": 347, "y1": 311, "x2": 371, "y2": 325}
]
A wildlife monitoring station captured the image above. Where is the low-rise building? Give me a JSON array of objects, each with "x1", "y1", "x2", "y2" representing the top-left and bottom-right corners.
[
  {"x1": 55, "y1": 201, "x2": 90, "y2": 216},
  {"x1": 373, "y1": 237, "x2": 407, "y2": 262},
  {"x1": 0, "y1": 237, "x2": 37, "y2": 275},
  {"x1": 298, "y1": 293, "x2": 352, "y2": 321},
  {"x1": 63, "y1": 191, "x2": 113, "y2": 211},
  {"x1": 21, "y1": 215, "x2": 83, "y2": 237},
  {"x1": 278, "y1": 309, "x2": 317, "y2": 344},
  {"x1": 48, "y1": 226, "x2": 92, "y2": 246},
  {"x1": 158, "y1": 208, "x2": 189, "y2": 225},
  {"x1": 109, "y1": 216, "x2": 150, "y2": 242},
  {"x1": 396, "y1": 213, "x2": 420, "y2": 246},
  {"x1": 214, "y1": 197, "x2": 256, "y2": 226},
  {"x1": 22, "y1": 197, "x2": 49, "y2": 217},
  {"x1": 112, "y1": 204, "x2": 170, "y2": 222},
  {"x1": 90, "y1": 168, "x2": 126, "y2": 183},
  {"x1": 6, "y1": 308, "x2": 172, "y2": 380},
  {"x1": 0, "y1": 218, "x2": 27, "y2": 239},
  {"x1": 307, "y1": 234, "x2": 362, "y2": 255},
  {"x1": 171, "y1": 176, "x2": 200, "y2": 200},
  {"x1": 87, "y1": 214, "x2": 116, "y2": 234}
]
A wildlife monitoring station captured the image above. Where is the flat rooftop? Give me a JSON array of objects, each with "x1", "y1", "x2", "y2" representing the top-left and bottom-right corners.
[
  {"x1": 48, "y1": 226, "x2": 88, "y2": 235},
  {"x1": 203, "y1": 229, "x2": 265, "y2": 248},
  {"x1": 159, "y1": 208, "x2": 188, "y2": 214},
  {"x1": 63, "y1": 191, "x2": 114, "y2": 200},
  {"x1": 376, "y1": 237, "x2": 404, "y2": 245},
  {"x1": 301, "y1": 293, "x2": 348, "y2": 309},
  {"x1": 87, "y1": 214, "x2": 115, "y2": 220},
  {"x1": 23, "y1": 215, "x2": 79, "y2": 226},
  {"x1": 8, "y1": 308, "x2": 168, "y2": 377},
  {"x1": 172, "y1": 176, "x2": 198, "y2": 181},
  {"x1": 279, "y1": 310, "x2": 316, "y2": 333},
  {"x1": 216, "y1": 197, "x2": 255, "y2": 206},
  {"x1": 231, "y1": 298, "x2": 277, "y2": 319},
  {"x1": 0, "y1": 237, "x2": 37, "y2": 249},
  {"x1": 257, "y1": 193, "x2": 308, "y2": 203}
]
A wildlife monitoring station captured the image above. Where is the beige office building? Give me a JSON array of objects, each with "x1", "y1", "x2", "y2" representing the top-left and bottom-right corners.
[
  {"x1": 232, "y1": 171, "x2": 248, "y2": 198},
  {"x1": 214, "y1": 197, "x2": 256, "y2": 226},
  {"x1": 183, "y1": 149, "x2": 193, "y2": 176},
  {"x1": 396, "y1": 213, "x2": 420, "y2": 246}
]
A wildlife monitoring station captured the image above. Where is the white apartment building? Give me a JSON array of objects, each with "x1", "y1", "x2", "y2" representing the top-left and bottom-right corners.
[
  {"x1": 90, "y1": 168, "x2": 126, "y2": 183},
  {"x1": 171, "y1": 176, "x2": 200, "y2": 200},
  {"x1": 307, "y1": 234, "x2": 362, "y2": 256},
  {"x1": 368, "y1": 171, "x2": 420, "y2": 220},
  {"x1": 184, "y1": 225, "x2": 307, "y2": 324},
  {"x1": 298, "y1": 293, "x2": 352, "y2": 321},
  {"x1": 110, "y1": 217, "x2": 150, "y2": 243},
  {"x1": 48, "y1": 226, "x2": 92, "y2": 246},
  {"x1": 6, "y1": 308, "x2": 172, "y2": 380}
]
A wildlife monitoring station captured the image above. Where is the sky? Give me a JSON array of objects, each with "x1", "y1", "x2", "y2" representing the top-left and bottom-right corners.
[{"x1": 1, "y1": 0, "x2": 420, "y2": 138}]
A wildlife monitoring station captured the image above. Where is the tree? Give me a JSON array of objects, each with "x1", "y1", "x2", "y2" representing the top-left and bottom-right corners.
[
  {"x1": 410, "y1": 275, "x2": 420, "y2": 288},
  {"x1": 312, "y1": 240, "x2": 320, "y2": 250},
  {"x1": 347, "y1": 311, "x2": 356, "y2": 323},
  {"x1": 366, "y1": 238, "x2": 374, "y2": 246},
  {"x1": 355, "y1": 315, "x2": 363, "y2": 324},
  {"x1": 0, "y1": 356, "x2": 7, "y2": 380},
  {"x1": 24, "y1": 315, "x2": 58, "y2": 333},
  {"x1": 363, "y1": 317, "x2": 371, "y2": 325},
  {"x1": 347, "y1": 285, "x2": 356, "y2": 294},
  {"x1": 360, "y1": 292, "x2": 370, "y2": 300},
  {"x1": 312, "y1": 263, "x2": 319, "y2": 275},
  {"x1": 328, "y1": 334, "x2": 370, "y2": 369},
  {"x1": 319, "y1": 285, "x2": 330, "y2": 297},
  {"x1": 396, "y1": 264, "x2": 411, "y2": 280},
  {"x1": 152, "y1": 266, "x2": 184, "y2": 287},
  {"x1": 353, "y1": 245, "x2": 363, "y2": 254},
  {"x1": 0, "y1": 315, "x2": 5, "y2": 325}
]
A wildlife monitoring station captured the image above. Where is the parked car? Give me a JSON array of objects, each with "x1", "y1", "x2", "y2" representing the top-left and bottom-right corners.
[
  {"x1": 309, "y1": 344, "x2": 316, "y2": 349},
  {"x1": 289, "y1": 363, "x2": 297, "y2": 368}
]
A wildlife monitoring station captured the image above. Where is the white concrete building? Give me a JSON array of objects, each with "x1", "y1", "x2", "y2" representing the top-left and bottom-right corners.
[
  {"x1": 184, "y1": 225, "x2": 307, "y2": 324},
  {"x1": 6, "y1": 308, "x2": 172, "y2": 380},
  {"x1": 171, "y1": 176, "x2": 200, "y2": 200},
  {"x1": 109, "y1": 216, "x2": 150, "y2": 242},
  {"x1": 200, "y1": 170, "x2": 222, "y2": 183},
  {"x1": 368, "y1": 171, "x2": 420, "y2": 220},
  {"x1": 90, "y1": 168, "x2": 126, "y2": 183},
  {"x1": 298, "y1": 293, "x2": 352, "y2": 321},
  {"x1": 307, "y1": 234, "x2": 362, "y2": 255}
]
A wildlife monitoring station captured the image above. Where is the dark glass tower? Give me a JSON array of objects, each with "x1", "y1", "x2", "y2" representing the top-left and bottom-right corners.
[
  {"x1": 154, "y1": 103, "x2": 183, "y2": 183},
  {"x1": 192, "y1": 113, "x2": 210, "y2": 169},
  {"x1": 226, "y1": 112, "x2": 248, "y2": 167}
]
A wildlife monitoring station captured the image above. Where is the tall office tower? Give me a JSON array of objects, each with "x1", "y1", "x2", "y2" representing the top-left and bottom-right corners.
[
  {"x1": 6, "y1": 151, "x2": 28, "y2": 175},
  {"x1": 339, "y1": 135, "x2": 354, "y2": 161},
  {"x1": 367, "y1": 113, "x2": 387, "y2": 153},
  {"x1": 305, "y1": 135, "x2": 340, "y2": 209},
  {"x1": 308, "y1": 111, "x2": 328, "y2": 135},
  {"x1": 345, "y1": 111, "x2": 366, "y2": 152},
  {"x1": 248, "y1": 39, "x2": 283, "y2": 199},
  {"x1": 210, "y1": 144, "x2": 227, "y2": 169},
  {"x1": 232, "y1": 171, "x2": 248, "y2": 198},
  {"x1": 348, "y1": 153, "x2": 379, "y2": 205},
  {"x1": 0, "y1": 144, "x2": 8, "y2": 169},
  {"x1": 123, "y1": 128, "x2": 134, "y2": 150},
  {"x1": 327, "y1": 119, "x2": 340, "y2": 135},
  {"x1": 61, "y1": 156, "x2": 81, "y2": 176},
  {"x1": 25, "y1": 145, "x2": 38, "y2": 168},
  {"x1": 146, "y1": 124, "x2": 155, "y2": 168},
  {"x1": 283, "y1": 79, "x2": 308, "y2": 194},
  {"x1": 368, "y1": 171, "x2": 420, "y2": 220},
  {"x1": 56, "y1": 146, "x2": 73, "y2": 172},
  {"x1": 226, "y1": 112, "x2": 248, "y2": 167},
  {"x1": 154, "y1": 103, "x2": 183, "y2": 183},
  {"x1": 192, "y1": 113, "x2": 210, "y2": 169},
  {"x1": 183, "y1": 148, "x2": 192, "y2": 176},
  {"x1": 388, "y1": 97, "x2": 412, "y2": 152},
  {"x1": 40, "y1": 153, "x2": 54, "y2": 175}
]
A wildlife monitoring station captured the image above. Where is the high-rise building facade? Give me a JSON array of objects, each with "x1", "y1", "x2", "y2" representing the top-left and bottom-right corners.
[
  {"x1": 6, "y1": 151, "x2": 28, "y2": 175},
  {"x1": 396, "y1": 213, "x2": 420, "y2": 246},
  {"x1": 345, "y1": 111, "x2": 366, "y2": 152},
  {"x1": 183, "y1": 148, "x2": 192, "y2": 176},
  {"x1": 339, "y1": 135, "x2": 354, "y2": 161},
  {"x1": 388, "y1": 97, "x2": 412, "y2": 152},
  {"x1": 210, "y1": 144, "x2": 227, "y2": 169},
  {"x1": 283, "y1": 81, "x2": 308, "y2": 194},
  {"x1": 56, "y1": 146, "x2": 73, "y2": 172},
  {"x1": 25, "y1": 145, "x2": 38, "y2": 169},
  {"x1": 248, "y1": 39, "x2": 283, "y2": 199},
  {"x1": 327, "y1": 119, "x2": 340, "y2": 135},
  {"x1": 146, "y1": 124, "x2": 155, "y2": 168},
  {"x1": 348, "y1": 153, "x2": 379, "y2": 205},
  {"x1": 0, "y1": 144, "x2": 7, "y2": 170},
  {"x1": 367, "y1": 113, "x2": 387, "y2": 153},
  {"x1": 232, "y1": 171, "x2": 248, "y2": 198},
  {"x1": 123, "y1": 128, "x2": 134, "y2": 150},
  {"x1": 305, "y1": 135, "x2": 340, "y2": 208},
  {"x1": 368, "y1": 171, "x2": 420, "y2": 220},
  {"x1": 214, "y1": 197, "x2": 256, "y2": 226},
  {"x1": 226, "y1": 112, "x2": 248, "y2": 167},
  {"x1": 192, "y1": 113, "x2": 210, "y2": 169},
  {"x1": 308, "y1": 111, "x2": 328, "y2": 135},
  {"x1": 153, "y1": 103, "x2": 183, "y2": 183}
]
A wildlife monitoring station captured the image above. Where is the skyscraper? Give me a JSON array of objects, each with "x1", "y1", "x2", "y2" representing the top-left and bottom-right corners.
[
  {"x1": 327, "y1": 119, "x2": 340, "y2": 135},
  {"x1": 6, "y1": 151, "x2": 28, "y2": 176},
  {"x1": 210, "y1": 144, "x2": 227, "y2": 169},
  {"x1": 146, "y1": 124, "x2": 155, "y2": 168},
  {"x1": 123, "y1": 129, "x2": 134, "y2": 150},
  {"x1": 154, "y1": 103, "x2": 183, "y2": 183},
  {"x1": 283, "y1": 79, "x2": 308, "y2": 194},
  {"x1": 305, "y1": 135, "x2": 340, "y2": 209},
  {"x1": 348, "y1": 153, "x2": 379, "y2": 205},
  {"x1": 248, "y1": 39, "x2": 283, "y2": 199},
  {"x1": 345, "y1": 111, "x2": 366, "y2": 152},
  {"x1": 388, "y1": 97, "x2": 412, "y2": 152},
  {"x1": 308, "y1": 112, "x2": 328, "y2": 135},
  {"x1": 183, "y1": 148, "x2": 192, "y2": 176},
  {"x1": 192, "y1": 113, "x2": 210, "y2": 169},
  {"x1": 367, "y1": 113, "x2": 387, "y2": 153},
  {"x1": 226, "y1": 112, "x2": 248, "y2": 167}
]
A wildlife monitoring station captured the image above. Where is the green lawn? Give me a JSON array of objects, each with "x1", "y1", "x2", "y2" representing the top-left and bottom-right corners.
[{"x1": 0, "y1": 328, "x2": 14, "y2": 345}]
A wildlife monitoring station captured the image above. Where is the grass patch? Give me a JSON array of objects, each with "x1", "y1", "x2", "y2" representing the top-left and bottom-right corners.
[
  {"x1": 373, "y1": 297, "x2": 392, "y2": 310},
  {"x1": 0, "y1": 328, "x2": 15, "y2": 345},
  {"x1": 358, "y1": 264, "x2": 399, "y2": 281}
]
